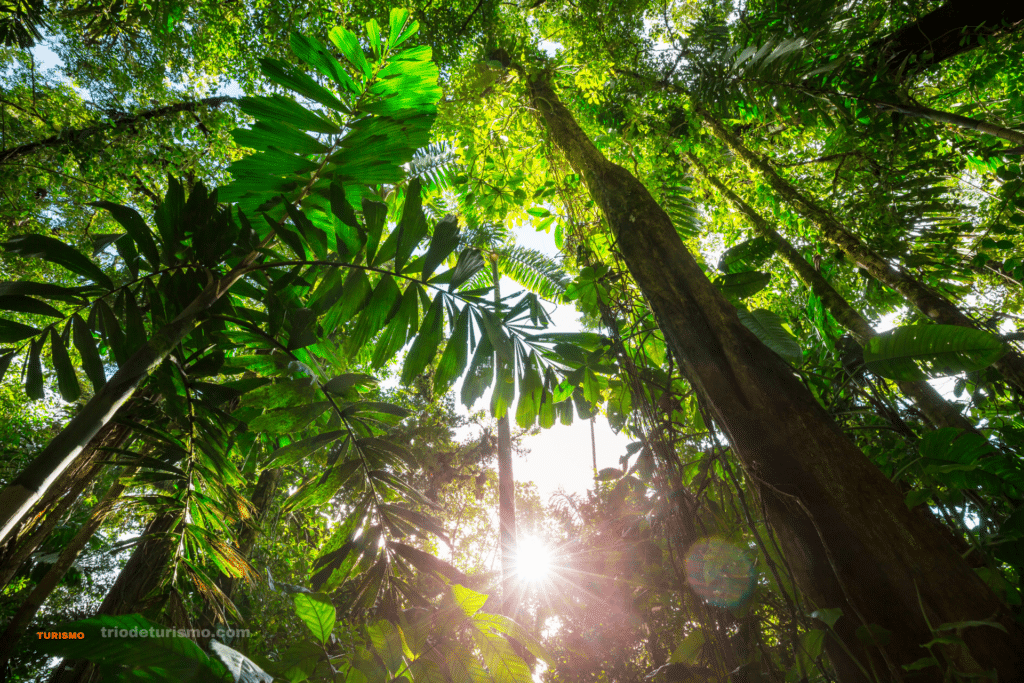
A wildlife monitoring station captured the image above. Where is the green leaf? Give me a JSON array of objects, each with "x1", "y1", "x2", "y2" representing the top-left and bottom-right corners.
[
  {"x1": 448, "y1": 249, "x2": 485, "y2": 291},
  {"x1": 902, "y1": 657, "x2": 939, "y2": 672},
  {"x1": 0, "y1": 281, "x2": 84, "y2": 303},
  {"x1": 810, "y1": 608, "x2": 842, "y2": 628},
  {"x1": 362, "y1": 199, "x2": 388, "y2": 264},
  {"x1": 434, "y1": 305, "x2": 470, "y2": 393},
  {"x1": 0, "y1": 295, "x2": 62, "y2": 318},
  {"x1": 25, "y1": 335, "x2": 43, "y2": 400},
  {"x1": 3, "y1": 234, "x2": 113, "y2": 290},
  {"x1": 452, "y1": 584, "x2": 489, "y2": 616},
  {"x1": 863, "y1": 325, "x2": 1007, "y2": 381},
  {"x1": 738, "y1": 308, "x2": 802, "y2": 365},
  {"x1": 348, "y1": 275, "x2": 400, "y2": 354},
  {"x1": 718, "y1": 237, "x2": 777, "y2": 274},
  {"x1": 0, "y1": 318, "x2": 39, "y2": 343},
  {"x1": 289, "y1": 32, "x2": 358, "y2": 94},
  {"x1": 72, "y1": 314, "x2": 106, "y2": 391},
  {"x1": 239, "y1": 378, "x2": 319, "y2": 410},
  {"x1": 260, "y1": 57, "x2": 349, "y2": 112},
  {"x1": 323, "y1": 373, "x2": 377, "y2": 396},
  {"x1": 401, "y1": 293, "x2": 444, "y2": 383},
  {"x1": 266, "y1": 431, "x2": 346, "y2": 469},
  {"x1": 293, "y1": 593, "x2": 337, "y2": 645},
  {"x1": 91, "y1": 201, "x2": 161, "y2": 269},
  {"x1": 248, "y1": 402, "x2": 332, "y2": 433},
  {"x1": 712, "y1": 271, "x2": 770, "y2": 300},
  {"x1": 237, "y1": 95, "x2": 342, "y2": 135},
  {"x1": 796, "y1": 629, "x2": 825, "y2": 673},
  {"x1": 372, "y1": 285, "x2": 418, "y2": 369},
  {"x1": 388, "y1": 7, "x2": 419, "y2": 48},
  {"x1": 329, "y1": 27, "x2": 371, "y2": 79},
  {"x1": 422, "y1": 215, "x2": 460, "y2": 280},
  {"x1": 50, "y1": 328, "x2": 80, "y2": 402},
  {"x1": 96, "y1": 300, "x2": 128, "y2": 367}
]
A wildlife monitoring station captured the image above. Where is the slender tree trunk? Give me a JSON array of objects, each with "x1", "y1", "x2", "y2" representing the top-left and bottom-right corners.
[
  {"x1": 870, "y1": 0, "x2": 1024, "y2": 76},
  {"x1": 697, "y1": 108, "x2": 1024, "y2": 393},
  {"x1": 0, "y1": 422, "x2": 129, "y2": 590},
  {"x1": 685, "y1": 155, "x2": 975, "y2": 432},
  {"x1": 491, "y1": 258, "x2": 518, "y2": 616},
  {"x1": 0, "y1": 464, "x2": 138, "y2": 667},
  {"x1": 0, "y1": 97, "x2": 234, "y2": 163},
  {"x1": 48, "y1": 511, "x2": 179, "y2": 683},
  {"x1": 528, "y1": 75, "x2": 1024, "y2": 681},
  {"x1": 0, "y1": 249, "x2": 266, "y2": 544}
]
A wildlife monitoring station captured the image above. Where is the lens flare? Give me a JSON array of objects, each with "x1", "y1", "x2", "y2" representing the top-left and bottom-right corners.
[
  {"x1": 685, "y1": 537, "x2": 755, "y2": 607},
  {"x1": 516, "y1": 536, "x2": 551, "y2": 583}
]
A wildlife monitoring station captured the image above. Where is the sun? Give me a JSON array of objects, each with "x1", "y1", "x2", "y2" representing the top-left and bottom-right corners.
[{"x1": 516, "y1": 536, "x2": 552, "y2": 583}]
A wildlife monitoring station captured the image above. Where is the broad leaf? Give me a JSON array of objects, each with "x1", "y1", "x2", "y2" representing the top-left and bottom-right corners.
[{"x1": 863, "y1": 325, "x2": 1006, "y2": 381}]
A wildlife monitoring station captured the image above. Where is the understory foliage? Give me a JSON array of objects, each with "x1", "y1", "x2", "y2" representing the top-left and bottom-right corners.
[{"x1": 1, "y1": 0, "x2": 1024, "y2": 682}]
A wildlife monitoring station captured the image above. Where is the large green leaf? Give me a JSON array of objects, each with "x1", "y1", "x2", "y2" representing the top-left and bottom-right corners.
[
  {"x1": 3, "y1": 234, "x2": 113, "y2": 290},
  {"x1": 863, "y1": 325, "x2": 1007, "y2": 381},
  {"x1": 0, "y1": 318, "x2": 39, "y2": 343},
  {"x1": 293, "y1": 593, "x2": 337, "y2": 645},
  {"x1": 401, "y1": 292, "x2": 443, "y2": 383},
  {"x1": 92, "y1": 201, "x2": 161, "y2": 270},
  {"x1": 738, "y1": 308, "x2": 802, "y2": 365},
  {"x1": 50, "y1": 327, "x2": 80, "y2": 402},
  {"x1": 717, "y1": 237, "x2": 777, "y2": 274},
  {"x1": 712, "y1": 271, "x2": 770, "y2": 300}
]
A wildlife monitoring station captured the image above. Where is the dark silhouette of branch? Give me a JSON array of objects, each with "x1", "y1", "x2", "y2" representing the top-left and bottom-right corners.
[{"x1": 0, "y1": 96, "x2": 235, "y2": 164}]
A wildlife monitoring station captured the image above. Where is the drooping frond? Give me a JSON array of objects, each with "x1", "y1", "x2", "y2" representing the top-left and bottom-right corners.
[
  {"x1": 658, "y1": 176, "x2": 703, "y2": 240},
  {"x1": 497, "y1": 244, "x2": 569, "y2": 303}
]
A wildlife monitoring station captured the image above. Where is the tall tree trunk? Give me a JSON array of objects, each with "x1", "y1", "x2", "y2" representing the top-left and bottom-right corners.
[
  {"x1": 697, "y1": 108, "x2": 1024, "y2": 393},
  {"x1": 0, "y1": 463, "x2": 138, "y2": 668},
  {"x1": 0, "y1": 422, "x2": 129, "y2": 590},
  {"x1": 48, "y1": 511, "x2": 179, "y2": 683},
  {"x1": 870, "y1": 0, "x2": 1024, "y2": 76},
  {"x1": 491, "y1": 258, "x2": 518, "y2": 616},
  {"x1": 685, "y1": 155, "x2": 975, "y2": 432},
  {"x1": 527, "y1": 75, "x2": 1024, "y2": 681}
]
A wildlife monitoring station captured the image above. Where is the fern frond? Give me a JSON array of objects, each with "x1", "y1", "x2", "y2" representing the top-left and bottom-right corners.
[
  {"x1": 497, "y1": 245, "x2": 569, "y2": 303},
  {"x1": 409, "y1": 141, "x2": 460, "y2": 192}
]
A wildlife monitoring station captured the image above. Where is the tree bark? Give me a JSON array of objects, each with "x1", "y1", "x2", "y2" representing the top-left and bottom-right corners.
[
  {"x1": 0, "y1": 97, "x2": 234, "y2": 164},
  {"x1": 697, "y1": 108, "x2": 1024, "y2": 393},
  {"x1": 685, "y1": 155, "x2": 975, "y2": 432},
  {"x1": 492, "y1": 258, "x2": 518, "y2": 616},
  {"x1": 48, "y1": 510, "x2": 179, "y2": 683},
  {"x1": 0, "y1": 463, "x2": 137, "y2": 668},
  {"x1": 0, "y1": 422, "x2": 129, "y2": 590},
  {"x1": 870, "y1": 0, "x2": 1024, "y2": 76},
  {"x1": 528, "y1": 75, "x2": 1024, "y2": 681}
]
